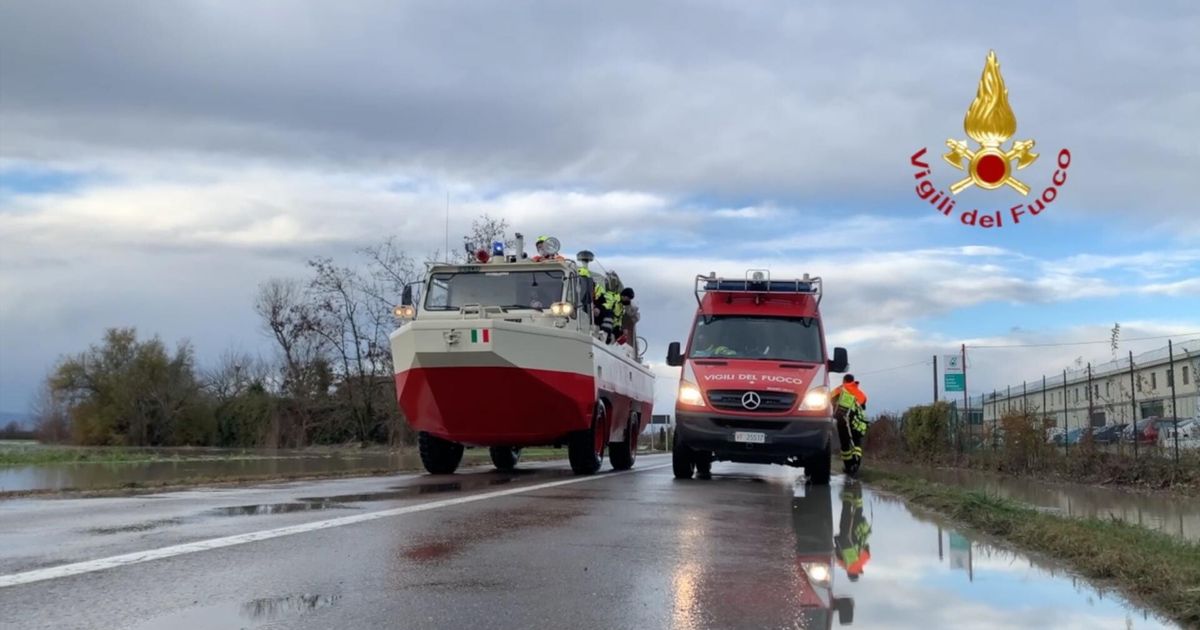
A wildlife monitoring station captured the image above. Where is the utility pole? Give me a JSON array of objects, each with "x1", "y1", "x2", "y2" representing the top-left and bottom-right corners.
[
  {"x1": 1042, "y1": 374, "x2": 1048, "y2": 427},
  {"x1": 1169, "y1": 340, "x2": 1180, "y2": 465},
  {"x1": 1129, "y1": 350, "x2": 1138, "y2": 459},
  {"x1": 961, "y1": 344, "x2": 968, "y2": 456},
  {"x1": 1087, "y1": 363, "x2": 1094, "y2": 434},
  {"x1": 1063, "y1": 369, "x2": 1069, "y2": 456},
  {"x1": 933, "y1": 355, "x2": 939, "y2": 403}
]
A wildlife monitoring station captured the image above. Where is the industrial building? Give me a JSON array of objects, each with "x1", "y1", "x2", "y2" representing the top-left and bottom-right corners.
[{"x1": 980, "y1": 339, "x2": 1200, "y2": 429}]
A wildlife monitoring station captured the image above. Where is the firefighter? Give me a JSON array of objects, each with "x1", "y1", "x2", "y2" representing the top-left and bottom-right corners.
[
  {"x1": 614, "y1": 287, "x2": 638, "y2": 345},
  {"x1": 835, "y1": 483, "x2": 871, "y2": 581},
  {"x1": 830, "y1": 374, "x2": 868, "y2": 475},
  {"x1": 592, "y1": 277, "x2": 618, "y2": 343},
  {"x1": 533, "y1": 236, "x2": 565, "y2": 262}
]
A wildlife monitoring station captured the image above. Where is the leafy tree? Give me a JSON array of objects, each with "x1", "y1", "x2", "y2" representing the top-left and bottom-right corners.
[{"x1": 47, "y1": 328, "x2": 213, "y2": 445}]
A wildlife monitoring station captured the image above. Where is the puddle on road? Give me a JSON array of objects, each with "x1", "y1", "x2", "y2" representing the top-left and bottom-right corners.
[
  {"x1": 128, "y1": 593, "x2": 340, "y2": 629},
  {"x1": 86, "y1": 517, "x2": 183, "y2": 535},
  {"x1": 662, "y1": 470, "x2": 1179, "y2": 629},
  {"x1": 241, "y1": 593, "x2": 340, "y2": 620},
  {"x1": 207, "y1": 500, "x2": 355, "y2": 516},
  {"x1": 299, "y1": 475, "x2": 519, "y2": 504},
  {"x1": 882, "y1": 464, "x2": 1200, "y2": 541},
  {"x1": 80, "y1": 471, "x2": 542, "y2": 537}
]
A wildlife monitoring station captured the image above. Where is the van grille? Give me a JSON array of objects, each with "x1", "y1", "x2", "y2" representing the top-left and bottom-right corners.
[{"x1": 707, "y1": 390, "x2": 796, "y2": 413}]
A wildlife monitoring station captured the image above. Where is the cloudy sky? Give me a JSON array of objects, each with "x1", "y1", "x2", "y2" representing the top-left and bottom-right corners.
[{"x1": 1, "y1": 1, "x2": 1198, "y2": 417}]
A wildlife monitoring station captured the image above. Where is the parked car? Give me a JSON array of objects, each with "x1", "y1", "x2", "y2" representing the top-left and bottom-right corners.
[
  {"x1": 1045, "y1": 426, "x2": 1065, "y2": 444},
  {"x1": 1055, "y1": 427, "x2": 1085, "y2": 446},
  {"x1": 1158, "y1": 418, "x2": 1197, "y2": 447},
  {"x1": 1093, "y1": 423, "x2": 1127, "y2": 445},
  {"x1": 1122, "y1": 418, "x2": 1161, "y2": 444}
]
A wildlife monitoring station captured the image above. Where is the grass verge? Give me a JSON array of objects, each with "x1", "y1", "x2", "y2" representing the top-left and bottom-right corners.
[{"x1": 861, "y1": 469, "x2": 1200, "y2": 627}]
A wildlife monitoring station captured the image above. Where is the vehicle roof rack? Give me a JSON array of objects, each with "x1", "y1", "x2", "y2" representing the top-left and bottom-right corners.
[{"x1": 694, "y1": 270, "x2": 822, "y2": 308}]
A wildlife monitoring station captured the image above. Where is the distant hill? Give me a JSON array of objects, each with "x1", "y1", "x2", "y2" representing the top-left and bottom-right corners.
[{"x1": 0, "y1": 411, "x2": 32, "y2": 430}]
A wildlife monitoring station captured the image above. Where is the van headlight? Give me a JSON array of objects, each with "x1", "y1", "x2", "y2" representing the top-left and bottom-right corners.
[
  {"x1": 678, "y1": 382, "x2": 704, "y2": 406},
  {"x1": 393, "y1": 305, "x2": 416, "y2": 320},
  {"x1": 549, "y1": 301, "x2": 574, "y2": 317},
  {"x1": 801, "y1": 562, "x2": 832, "y2": 587},
  {"x1": 798, "y1": 387, "x2": 829, "y2": 411}
]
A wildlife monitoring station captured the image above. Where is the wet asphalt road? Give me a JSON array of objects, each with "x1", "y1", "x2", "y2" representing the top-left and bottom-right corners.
[{"x1": 0, "y1": 455, "x2": 1177, "y2": 630}]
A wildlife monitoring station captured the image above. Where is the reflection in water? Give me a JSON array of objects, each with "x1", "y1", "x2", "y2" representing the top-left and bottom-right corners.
[
  {"x1": 882, "y1": 464, "x2": 1200, "y2": 542},
  {"x1": 668, "y1": 479, "x2": 855, "y2": 629},
  {"x1": 835, "y1": 483, "x2": 871, "y2": 584},
  {"x1": 239, "y1": 593, "x2": 340, "y2": 621}
]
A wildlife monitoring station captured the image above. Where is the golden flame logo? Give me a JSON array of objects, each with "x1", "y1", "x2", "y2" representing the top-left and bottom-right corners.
[{"x1": 943, "y1": 51, "x2": 1038, "y2": 195}]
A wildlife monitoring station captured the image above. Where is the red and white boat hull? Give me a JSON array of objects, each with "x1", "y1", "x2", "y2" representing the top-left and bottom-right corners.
[{"x1": 390, "y1": 319, "x2": 653, "y2": 446}]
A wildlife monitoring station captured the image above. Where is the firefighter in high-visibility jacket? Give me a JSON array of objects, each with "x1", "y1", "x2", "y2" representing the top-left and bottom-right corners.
[
  {"x1": 830, "y1": 374, "x2": 868, "y2": 474},
  {"x1": 835, "y1": 483, "x2": 871, "y2": 581},
  {"x1": 589, "y1": 276, "x2": 618, "y2": 343}
]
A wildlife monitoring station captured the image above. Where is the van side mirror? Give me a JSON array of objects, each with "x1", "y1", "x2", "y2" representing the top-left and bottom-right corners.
[
  {"x1": 401, "y1": 284, "x2": 414, "y2": 306},
  {"x1": 828, "y1": 347, "x2": 848, "y2": 373},
  {"x1": 666, "y1": 342, "x2": 683, "y2": 367}
]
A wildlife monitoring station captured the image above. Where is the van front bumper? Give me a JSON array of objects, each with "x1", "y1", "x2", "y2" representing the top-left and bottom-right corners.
[{"x1": 675, "y1": 410, "x2": 833, "y2": 464}]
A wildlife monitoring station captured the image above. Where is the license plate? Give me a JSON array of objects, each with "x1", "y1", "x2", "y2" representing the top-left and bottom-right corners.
[{"x1": 734, "y1": 431, "x2": 766, "y2": 444}]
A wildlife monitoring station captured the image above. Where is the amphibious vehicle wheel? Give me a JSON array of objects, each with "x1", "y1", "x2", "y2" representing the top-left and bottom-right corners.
[
  {"x1": 489, "y1": 446, "x2": 522, "y2": 471},
  {"x1": 672, "y1": 431, "x2": 695, "y2": 479},
  {"x1": 806, "y1": 442, "x2": 832, "y2": 485},
  {"x1": 418, "y1": 431, "x2": 464, "y2": 475},
  {"x1": 609, "y1": 414, "x2": 638, "y2": 471},
  {"x1": 569, "y1": 403, "x2": 607, "y2": 475}
]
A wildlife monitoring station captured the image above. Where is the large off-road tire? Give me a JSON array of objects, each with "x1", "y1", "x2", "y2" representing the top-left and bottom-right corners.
[
  {"x1": 418, "y1": 431, "x2": 464, "y2": 475},
  {"x1": 608, "y1": 414, "x2": 638, "y2": 471},
  {"x1": 672, "y1": 430, "x2": 695, "y2": 479},
  {"x1": 806, "y1": 441, "x2": 832, "y2": 485},
  {"x1": 489, "y1": 446, "x2": 522, "y2": 471},
  {"x1": 569, "y1": 403, "x2": 607, "y2": 475}
]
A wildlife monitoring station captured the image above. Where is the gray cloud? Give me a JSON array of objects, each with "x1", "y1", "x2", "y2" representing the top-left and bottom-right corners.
[{"x1": 2, "y1": 1, "x2": 1198, "y2": 228}]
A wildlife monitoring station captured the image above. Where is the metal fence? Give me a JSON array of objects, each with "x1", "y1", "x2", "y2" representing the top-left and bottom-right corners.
[{"x1": 944, "y1": 338, "x2": 1200, "y2": 465}]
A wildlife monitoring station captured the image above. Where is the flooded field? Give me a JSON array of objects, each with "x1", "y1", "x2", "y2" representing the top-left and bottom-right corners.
[
  {"x1": 881, "y1": 462, "x2": 1200, "y2": 541},
  {"x1": 0, "y1": 443, "x2": 422, "y2": 492}
]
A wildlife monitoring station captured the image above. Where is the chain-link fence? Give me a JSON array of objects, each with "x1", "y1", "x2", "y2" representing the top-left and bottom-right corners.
[{"x1": 871, "y1": 339, "x2": 1200, "y2": 484}]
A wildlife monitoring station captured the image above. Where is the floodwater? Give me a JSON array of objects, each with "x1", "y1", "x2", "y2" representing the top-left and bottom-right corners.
[
  {"x1": 881, "y1": 463, "x2": 1200, "y2": 542},
  {"x1": 845, "y1": 479, "x2": 1179, "y2": 629},
  {"x1": 0, "y1": 447, "x2": 423, "y2": 493}
]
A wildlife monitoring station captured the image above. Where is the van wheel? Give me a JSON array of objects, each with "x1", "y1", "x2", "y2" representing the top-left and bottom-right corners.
[
  {"x1": 695, "y1": 451, "x2": 712, "y2": 479},
  {"x1": 609, "y1": 414, "x2": 638, "y2": 471},
  {"x1": 806, "y1": 442, "x2": 832, "y2": 485},
  {"x1": 569, "y1": 403, "x2": 606, "y2": 475},
  {"x1": 489, "y1": 446, "x2": 522, "y2": 471},
  {"x1": 672, "y1": 431, "x2": 695, "y2": 479},
  {"x1": 418, "y1": 431, "x2": 464, "y2": 475}
]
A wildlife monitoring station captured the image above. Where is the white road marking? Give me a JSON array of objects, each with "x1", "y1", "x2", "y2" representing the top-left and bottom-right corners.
[{"x1": 0, "y1": 463, "x2": 670, "y2": 588}]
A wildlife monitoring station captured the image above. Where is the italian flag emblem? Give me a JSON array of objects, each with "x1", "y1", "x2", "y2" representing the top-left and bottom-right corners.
[{"x1": 470, "y1": 329, "x2": 491, "y2": 344}]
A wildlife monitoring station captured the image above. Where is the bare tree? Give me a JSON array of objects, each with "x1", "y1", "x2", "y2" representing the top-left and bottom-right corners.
[
  {"x1": 254, "y1": 278, "x2": 329, "y2": 445},
  {"x1": 203, "y1": 350, "x2": 270, "y2": 402},
  {"x1": 307, "y1": 257, "x2": 381, "y2": 442},
  {"x1": 462, "y1": 213, "x2": 513, "y2": 260}
]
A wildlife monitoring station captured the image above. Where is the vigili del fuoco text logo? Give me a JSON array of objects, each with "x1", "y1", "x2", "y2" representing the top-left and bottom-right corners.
[{"x1": 910, "y1": 50, "x2": 1070, "y2": 228}]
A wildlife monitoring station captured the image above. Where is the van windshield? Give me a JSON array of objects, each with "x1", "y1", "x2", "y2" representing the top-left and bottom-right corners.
[
  {"x1": 688, "y1": 315, "x2": 823, "y2": 363},
  {"x1": 425, "y1": 270, "x2": 565, "y2": 311}
]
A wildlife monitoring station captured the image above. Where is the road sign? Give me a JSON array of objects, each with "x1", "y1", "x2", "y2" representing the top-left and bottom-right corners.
[
  {"x1": 944, "y1": 355, "x2": 963, "y2": 372},
  {"x1": 944, "y1": 373, "x2": 965, "y2": 392}
]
